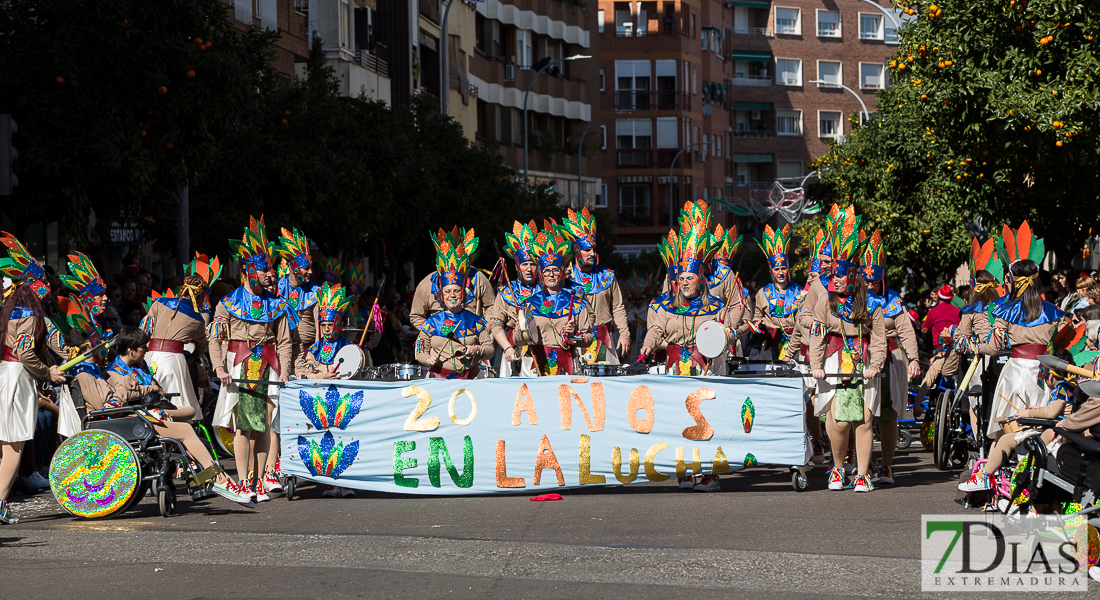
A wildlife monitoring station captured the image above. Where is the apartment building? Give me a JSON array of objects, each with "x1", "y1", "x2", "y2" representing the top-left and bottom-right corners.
[
  {"x1": 226, "y1": 0, "x2": 311, "y2": 78},
  {"x1": 597, "y1": 0, "x2": 899, "y2": 248}
]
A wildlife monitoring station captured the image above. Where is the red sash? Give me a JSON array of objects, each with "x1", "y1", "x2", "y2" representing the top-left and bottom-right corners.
[
  {"x1": 665, "y1": 343, "x2": 708, "y2": 374},
  {"x1": 228, "y1": 340, "x2": 281, "y2": 377},
  {"x1": 149, "y1": 338, "x2": 184, "y2": 354},
  {"x1": 1011, "y1": 343, "x2": 1045, "y2": 360}
]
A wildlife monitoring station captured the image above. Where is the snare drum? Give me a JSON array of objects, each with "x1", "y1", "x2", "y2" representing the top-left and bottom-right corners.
[
  {"x1": 331, "y1": 345, "x2": 366, "y2": 379},
  {"x1": 579, "y1": 364, "x2": 626, "y2": 377},
  {"x1": 696, "y1": 321, "x2": 731, "y2": 359},
  {"x1": 381, "y1": 363, "x2": 430, "y2": 381}
]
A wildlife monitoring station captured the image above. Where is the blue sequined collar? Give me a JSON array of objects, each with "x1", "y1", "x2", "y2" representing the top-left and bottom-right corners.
[
  {"x1": 499, "y1": 280, "x2": 540, "y2": 309},
  {"x1": 993, "y1": 297, "x2": 1063, "y2": 327},
  {"x1": 107, "y1": 356, "x2": 153, "y2": 386},
  {"x1": 420, "y1": 310, "x2": 486, "y2": 337},
  {"x1": 308, "y1": 335, "x2": 351, "y2": 365},
  {"x1": 9, "y1": 306, "x2": 35, "y2": 320},
  {"x1": 219, "y1": 286, "x2": 290, "y2": 324},
  {"x1": 524, "y1": 285, "x2": 588, "y2": 319},
  {"x1": 570, "y1": 265, "x2": 615, "y2": 295},
  {"x1": 706, "y1": 262, "x2": 730, "y2": 290},
  {"x1": 154, "y1": 297, "x2": 202, "y2": 321},
  {"x1": 278, "y1": 275, "x2": 320, "y2": 310},
  {"x1": 879, "y1": 288, "x2": 906, "y2": 319},
  {"x1": 653, "y1": 294, "x2": 722, "y2": 317},
  {"x1": 762, "y1": 283, "x2": 803, "y2": 318}
]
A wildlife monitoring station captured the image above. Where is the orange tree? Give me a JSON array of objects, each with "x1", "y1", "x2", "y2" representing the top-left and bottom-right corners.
[{"x1": 811, "y1": 0, "x2": 1100, "y2": 286}]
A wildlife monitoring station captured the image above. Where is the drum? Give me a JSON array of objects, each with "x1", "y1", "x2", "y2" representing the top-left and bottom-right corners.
[
  {"x1": 49, "y1": 429, "x2": 142, "y2": 519},
  {"x1": 360, "y1": 366, "x2": 384, "y2": 380},
  {"x1": 696, "y1": 321, "x2": 730, "y2": 359},
  {"x1": 623, "y1": 363, "x2": 650, "y2": 376},
  {"x1": 579, "y1": 364, "x2": 626, "y2": 377},
  {"x1": 381, "y1": 363, "x2": 430, "y2": 381},
  {"x1": 331, "y1": 345, "x2": 366, "y2": 379}
]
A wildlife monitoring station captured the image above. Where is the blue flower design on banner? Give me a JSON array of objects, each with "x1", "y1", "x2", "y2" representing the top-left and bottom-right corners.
[
  {"x1": 297, "y1": 431, "x2": 359, "y2": 479},
  {"x1": 300, "y1": 384, "x2": 363, "y2": 430}
]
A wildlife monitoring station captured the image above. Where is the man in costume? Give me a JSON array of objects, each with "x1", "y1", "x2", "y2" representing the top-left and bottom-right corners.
[
  {"x1": 60, "y1": 251, "x2": 111, "y2": 332},
  {"x1": 745, "y1": 224, "x2": 802, "y2": 360},
  {"x1": 522, "y1": 222, "x2": 593, "y2": 376},
  {"x1": 297, "y1": 282, "x2": 355, "y2": 379},
  {"x1": 409, "y1": 227, "x2": 496, "y2": 329},
  {"x1": 276, "y1": 227, "x2": 321, "y2": 367},
  {"x1": 210, "y1": 216, "x2": 293, "y2": 503},
  {"x1": 487, "y1": 221, "x2": 541, "y2": 377},
  {"x1": 414, "y1": 235, "x2": 494, "y2": 379},
  {"x1": 139, "y1": 253, "x2": 221, "y2": 417},
  {"x1": 558, "y1": 208, "x2": 630, "y2": 365},
  {"x1": 709, "y1": 225, "x2": 750, "y2": 349}
]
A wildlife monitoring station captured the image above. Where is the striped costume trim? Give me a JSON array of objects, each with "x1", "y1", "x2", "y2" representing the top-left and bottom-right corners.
[
  {"x1": 15, "y1": 332, "x2": 34, "y2": 350},
  {"x1": 809, "y1": 322, "x2": 827, "y2": 337}
]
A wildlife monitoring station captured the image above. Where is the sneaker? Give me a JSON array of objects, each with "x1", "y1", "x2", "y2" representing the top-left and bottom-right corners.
[
  {"x1": 253, "y1": 482, "x2": 270, "y2": 503},
  {"x1": 323, "y1": 485, "x2": 339, "y2": 498},
  {"x1": 1088, "y1": 566, "x2": 1099, "y2": 583},
  {"x1": 811, "y1": 441, "x2": 825, "y2": 465},
  {"x1": 693, "y1": 475, "x2": 720, "y2": 492},
  {"x1": 263, "y1": 469, "x2": 283, "y2": 494},
  {"x1": 958, "y1": 470, "x2": 992, "y2": 492},
  {"x1": 877, "y1": 465, "x2": 895, "y2": 485},
  {"x1": 212, "y1": 480, "x2": 256, "y2": 508},
  {"x1": 677, "y1": 476, "x2": 695, "y2": 489},
  {"x1": 0, "y1": 499, "x2": 18, "y2": 525},
  {"x1": 339, "y1": 486, "x2": 355, "y2": 498},
  {"x1": 827, "y1": 467, "x2": 846, "y2": 491},
  {"x1": 25, "y1": 471, "x2": 49, "y2": 490},
  {"x1": 852, "y1": 474, "x2": 874, "y2": 493}
]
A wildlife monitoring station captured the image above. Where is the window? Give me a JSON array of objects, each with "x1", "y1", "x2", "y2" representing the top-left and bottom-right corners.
[
  {"x1": 817, "y1": 10, "x2": 840, "y2": 37},
  {"x1": 701, "y1": 30, "x2": 708, "y2": 50},
  {"x1": 234, "y1": 0, "x2": 252, "y2": 23},
  {"x1": 598, "y1": 9, "x2": 605, "y2": 33},
  {"x1": 599, "y1": 67, "x2": 605, "y2": 91},
  {"x1": 600, "y1": 125, "x2": 607, "y2": 149},
  {"x1": 512, "y1": 109, "x2": 523, "y2": 146},
  {"x1": 817, "y1": 61, "x2": 841, "y2": 86},
  {"x1": 716, "y1": 135, "x2": 721, "y2": 157},
  {"x1": 259, "y1": 0, "x2": 278, "y2": 31},
  {"x1": 615, "y1": 2, "x2": 632, "y2": 36},
  {"x1": 616, "y1": 119, "x2": 652, "y2": 165},
  {"x1": 620, "y1": 185, "x2": 651, "y2": 218},
  {"x1": 692, "y1": 69, "x2": 697, "y2": 94},
  {"x1": 860, "y1": 63, "x2": 885, "y2": 89},
  {"x1": 777, "y1": 110, "x2": 802, "y2": 136},
  {"x1": 775, "y1": 7, "x2": 800, "y2": 35},
  {"x1": 776, "y1": 58, "x2": 802, "y2": 86},
  {"x1": 703, "y1": 134, "x2": 710, "y2": 155},
  {"x1": 703, "y1": 187, "x2": 709, "y2": 202},
  {"x1": 615, "y1": 60, "x2": 651, "y2": 109},
  {"x1": 885, "y1": 13, "x2": 899, "y2": 44},
  {"x1": 516, "y1": 30, "x2": 532, "y2": 68},
  {"x1": 691, "y1": 13, "x2": 696, "y2": 38},
  {"x1": 596, "y1": 183, "x2": 608, "y2": 208},
  {"x1": 819, "y1": 111, "x2": 842, "y2": 138},
  {"x1": 859, "y1": 13, "x2": 883, "y2": 40},
  {"x1": 777, "y1": 161, "x2": 803, "y2": 180},
  {"x1": 655, "y1": 116, "x2": 678, "y2": 148},
  {"x1": 656, "y1": 60, "x2": 677, "y2": 108}
]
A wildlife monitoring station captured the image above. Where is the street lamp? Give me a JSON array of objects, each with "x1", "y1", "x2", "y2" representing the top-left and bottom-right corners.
[
  {"x1": 576, "y1": 111, "x2": 629, "y2": 209},
  {"x1": 667, "y1": 141, "x2": 709, "y2": 226},
  {"x1": 523, "y1": 54, "x2": 591, "y2": 190},
  {"x1": 809, "y1": 79, "x2": 870, "y2": 124}
]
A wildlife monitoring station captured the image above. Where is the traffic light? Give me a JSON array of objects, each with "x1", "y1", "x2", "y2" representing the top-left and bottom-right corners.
[{"x1": 1, "y1": 114, "x2": 17, "y2": 196}]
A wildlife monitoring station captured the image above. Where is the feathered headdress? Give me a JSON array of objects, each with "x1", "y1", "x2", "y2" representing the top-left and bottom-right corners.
[
  {"x1": 860, "y1": 229, "x2": 884, "y2": 281},
  {"x1": 228, "y1": 215, "x2": 273, "y2": 288},
  {"x1": 713, "y1": 224, "x2": 742, "y2": 266},
  {"x1": 829, "y1": 205, "x2": 865, "y2": 293},
  {"x1": 59, "y1": 294, "x2": 106, "y2": 350},
  {"x1": 321, "y1": 257, "x2": 344, "y2": 284},
  {"x1": 531, "y1": 220, "x2": 575, "y2": 271},
  {"x1": 809, "y1": 229, "x2": 831, "y2": 276},
  {"x1": 758, "y1": 224, "x2": 792, "y2": 271},
  {"x1": 317, "y1": 282, "x2": 352, "y2": 323},
  {"x1": 347, "y1": 261, "x2": 365, "y2": 297},
  {"x1": 560, "y1": 207, "x2": 597, "y2": 251},
  {"x1": 503, "y1": 220, "x2": 539, "y2": 265},
  {"x1": 184, "y1": 252, "x2": 222, "y2": 286},
  {"x1": 969, "y1": 237, "x2": 1004, "y2": 292},
  {"x1": 60, "y1": 251, "x2": 107, "y2": 314},
  {"x1": 435, "y1": 234, "x2": 473, "y2": 287},
  {"x1": 996, "y1": 221, "x2": 1045, "y2": 267},
  {"x1": 0, "y1": 232, "x2": 50, "y2": 299},
  {"x1": 659, "y1": 201, "x2": 719, "y2": 278},
  {"x1": 276, "y1": 227, "x2": 312, "y2": 272}
]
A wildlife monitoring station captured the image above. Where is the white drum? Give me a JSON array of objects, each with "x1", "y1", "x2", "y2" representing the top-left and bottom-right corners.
[
  {"x1": 331, "y1": 345, "x2": 366, "y2": 379},
  {"x1": 695, "y1": 321, "x2": 730, "y2": 359}
]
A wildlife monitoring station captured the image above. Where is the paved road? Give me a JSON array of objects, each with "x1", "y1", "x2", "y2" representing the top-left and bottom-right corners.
[{"x1": 0, "y1": 448, "x2": 1078, "y2": 599}]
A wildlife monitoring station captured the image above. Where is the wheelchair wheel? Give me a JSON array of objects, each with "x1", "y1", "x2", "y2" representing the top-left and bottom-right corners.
[
  {"x1": 49, "y1": 430, "x2": 142, "y2": 519},
  {"x1": 897, "y1": 429, "x2": 913, "y2": 450},
  {"x1": 935, "y1": 391, "x2": 953, "y2": 470},
  {"x1": 158, "y1": 486, "x2": 177, "y2": 517}
]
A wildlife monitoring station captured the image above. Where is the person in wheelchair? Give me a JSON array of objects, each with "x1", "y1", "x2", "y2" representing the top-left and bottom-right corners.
[
  {"x1": 959, "y1": 348, "x2": 1088, "y2": 492},
  {"x1": 65, "y1": 309, "x2": 254, "y2": 507}
]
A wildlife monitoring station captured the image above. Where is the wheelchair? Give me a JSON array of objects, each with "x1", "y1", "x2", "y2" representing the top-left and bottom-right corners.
[
  {"x1": 1006, "y1": 418, "x2": 1100, "y2": 513},
  {"x1": 48, "y1": 380, "x2": 220, "y2": 519},
  {"x1": 932, "y1": 351, "x2": 1004, "y2": 471}
]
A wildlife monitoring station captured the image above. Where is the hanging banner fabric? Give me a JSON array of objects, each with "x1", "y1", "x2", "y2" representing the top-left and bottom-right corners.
[{"x1": 278, "y1": 375, "x2": 808, "y2": 495}]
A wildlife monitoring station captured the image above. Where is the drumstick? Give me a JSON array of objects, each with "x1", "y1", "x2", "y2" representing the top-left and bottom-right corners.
[
  {"x1": 331, "y1": 357, "x2": 346, "y2": 375},
  {"x1": 998, "y1": 394, "x2": 1024, "y2": 412}
]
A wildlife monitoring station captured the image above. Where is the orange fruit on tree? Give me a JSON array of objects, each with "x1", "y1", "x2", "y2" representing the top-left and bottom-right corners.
[{"x1": 157, "y1": 86, "x2": 167, "y2": 94}]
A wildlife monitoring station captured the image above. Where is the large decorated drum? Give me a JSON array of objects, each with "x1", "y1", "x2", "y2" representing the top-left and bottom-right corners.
[{"x1": 49, "y1": 429, "x2": 142, "y2": 519}]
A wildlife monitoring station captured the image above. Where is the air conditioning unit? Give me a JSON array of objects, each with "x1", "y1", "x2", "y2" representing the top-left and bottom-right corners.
[
  {"x1": 504, "y1": 63, "x2": 515, "y2": 81},
  {"x1": 751, "y1": 110, "x2": 761, "y2": 120},
  {"x1": 696, "y1": 151, "x2": 707, "y2": 163}
]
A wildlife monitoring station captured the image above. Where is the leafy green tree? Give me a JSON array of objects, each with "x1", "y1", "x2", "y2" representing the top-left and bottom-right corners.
[{"x1": 811, "y1": 0, "x2": 1100, "y2": 286}]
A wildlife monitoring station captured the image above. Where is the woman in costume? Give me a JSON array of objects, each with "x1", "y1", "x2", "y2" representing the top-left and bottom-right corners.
[
  {"x1": 410, "y1": 227, "x2": 497, "y2": 329},
  {"x1": 487, "y1": 221, "x2": 541, "y2": 377},
  {"x1": 861, "y1": 230, "x2": 921, "y2": 485},
  {"x1": 746, "y1": 224, "x2": 803, "y2": 361},
  {"x1": 139, "y1": 253, "x2": 220, "y2": 417},
  {"x1": 0, "y1": 233, "x2": 66, "y2": 524},
  {"x1": 523, "y1": 223, "x2": 593, "y2": 376},
  {"x1": 210, "y1": 216, "x2": 293, "y2": 503},
  {"x1": 414, "y1": 236, "x2": 494, "y2": 379},
  {"x1": 809, "y1": 207, "x2": 886, "y2": 493},
  {"x1": 978, "y1": 223, "x2": 1064, "y2": 439}
]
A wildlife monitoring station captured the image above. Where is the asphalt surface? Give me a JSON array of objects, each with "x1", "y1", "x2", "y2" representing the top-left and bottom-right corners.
[{"x1": 0, "y1": 446, "x2": 1085, "y2": 599}]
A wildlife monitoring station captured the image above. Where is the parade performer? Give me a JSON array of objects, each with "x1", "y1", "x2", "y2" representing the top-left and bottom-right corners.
[
  {"x1": 0, "y1": 234, "x2": 66, "y2": 524},
  {"x1": 522, "y1": 223, "x2": 593, "y2": 376},
  {"x1": 210, "y1": 216, "x2": 293, "y2": 503},
  {"x1": 861, "y1": 230, "x2": 921, "y2": 485},
  {"x1": 487, "y1": 221, "x2": 541, "y2": 377},
  {"x1": 978, "y1": 222, "x2": 1064, "y2": 439},
  {"x1": 138, "y1": 253, "x2": 220, "y2": 417},
  {"x1": 810, "y1": 208, "x2": 886, "y2": 493},
  {"x1": 559, "y1": 208, "x2": 630, "y2": 364},
  {"x1": 298, "y1": 283, "x2": 355, "y2": 379},
  {"x1": 746, "y1": 224, "x2": 802, "y2": 360},
  {"x1": 641, "y1": 200, "x2": 735, "y2": 378},
  {"x1": 59, "y1": 251, "x2": 110, "y2": 329},
  {"x1": 320, "y1": 256, "x2": 344, "y2": 286},
  {"x1": 276, "y1": 227, "x2": 321, "y2": 366},
  {"x1": 409, "y1": 227, "x2": 496, "y2": 329},
  {"x1": 414, "y1": 235, "x2": 494, "y2": 378}
]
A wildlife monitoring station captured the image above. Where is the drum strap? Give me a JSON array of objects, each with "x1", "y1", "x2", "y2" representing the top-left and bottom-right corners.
[
  {"x1": 666, "y1": 344, "x2": 707, "y2": 375},
  {"x1": 594, "y1": 325, "x2": 614, "y2": 350},
  {"x1": 228, "y1": 340, "x2": 280, "y2": 376}
]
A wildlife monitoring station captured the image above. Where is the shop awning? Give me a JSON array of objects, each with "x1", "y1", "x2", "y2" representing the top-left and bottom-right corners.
[
  {"x1": 733, "y1": 153, "x2": 773, "y2": 163},
  {"x1": 728, "y1": 50, "x2": 773, "y2": 62},
  {"x1": 731, "y1": 1, "x2": 771, "y2": 8},
  {"x1": 730, "y1": 102, "x2": 771, "y2": 111}
]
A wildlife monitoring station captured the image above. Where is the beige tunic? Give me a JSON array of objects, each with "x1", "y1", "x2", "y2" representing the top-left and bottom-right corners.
[
  {"x1": 208, "y1": 301, "x2": 293, "y2": 378},
  {"x1": 143, "y1": 300, "x2": 209, "y2": 358},
  {"x1": 642, "y1": 298, "x2": 738, "y2": 350},
  {"x1": 5, "y1": 316, "x2": 50, "y2": 379},
  {"x1": 943, "y1": 305, "x2": 994, "y2": 376},
  {"x1": 808, "y1": 297, "x2": 888, "y2": 372},
  {"x1": 414, "y1": 327, "x2": 494, "y2": 374},
  {"x1": 886, "y1": 310, "x2": 920, "y2": 360},
  {"x1": 976, "y1": 316, "x2": 1062, "y2": 354},
  {"x1": 568, "y1": 267, "x2": 630, "y2": 344},
  {"x1": 529, "y1": 304, "x2": 595, "y2": 351},
  {"x1": 409, "y1": 271, "x2": 496, "y2": 330}
]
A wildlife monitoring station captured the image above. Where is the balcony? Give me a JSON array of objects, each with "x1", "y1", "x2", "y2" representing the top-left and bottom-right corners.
[
  {"x1": 354, "y1": 50, "x2": 389, "y2": 78},
  {"x1": 614, "y1": 90, "x2": 689, "y2": 111},
  {"x1": 617, "y1": 150, "x2": 653, "y2": 167},
  {"x1": 618, "y1": 210, "x2": 653, "y2": 227},
  {"x1": 734, "y1": 181, "x2": 774, "y2": 190},
  {"x1": 731, "y1": 27, "x2": 772, "y2": 37},
  {"x1": 732, "y1": 128, "x2": 775, "y2": 138},
  {"x1": 656, "y1": 149, "x2": 692, "y2": 168},
  {"x1": 729, "y1": 74, "x2": 772, "y2": 87}
]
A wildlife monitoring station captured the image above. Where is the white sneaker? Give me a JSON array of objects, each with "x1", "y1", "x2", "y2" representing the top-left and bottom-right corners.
[
  {"x1": 827, "y1": 467, "x2": 846, "y2": 491},
  {"x1": 677, "y1": 476, "x2": 695, "y2": 489},
  {"x1": 1089, "y1": 566, "x2": 1099, "y2": 583},
  {"x1": 322, "y1": 485, "x2": 339, "y2": 497},
  {"x1": 25, "y1": 472, "x2": 49, "y2": 490},
  {"x1": 958, "y1": 471, "x2": 992, "y2": 493},
  {"x1": 254, "y1": 485, "x2": 270, "y2": 502},
  {"x1": 212, "y1": 480, "x2": 256, "y2": 508},
  {"x1": 262, "y1": 470, "x2": 283, "y2": 494},
  {"x1": 339, "y1": 487, "x2": 355, "y2": 498},
  {"x1": 852, "y1": 474, "x2": 874, "y2": 493}
]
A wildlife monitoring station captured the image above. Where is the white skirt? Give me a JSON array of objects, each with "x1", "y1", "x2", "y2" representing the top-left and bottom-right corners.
[
  {"x1": 814, "y1": 351, "x2": 881, "y2": 418},
  {"x1": 987, "y1": 357, "x2": 1048, "y2": 437},
  {"x1": 146, "y1": 350, "x2": 201, "y2": 418},
  {"x1": 888, "y1": 348, "x2": 908, "y2": 415},
  {"x1": 0, "y1": 361, "x2": 37, "y2": 443},
  {"x1": 212, "y1": 349, "x2": 281, "y2": 431},
  {"x1": 56, "y1": 384, "x2": 82, "y2": 438},
  {"x1": 498, "y1": 353, "x2": 539, "y2": 378}
]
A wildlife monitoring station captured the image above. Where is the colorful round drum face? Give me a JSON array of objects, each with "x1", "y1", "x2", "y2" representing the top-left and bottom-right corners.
[{"x1": 49, "y1": 430, "x2": 140, "y2": 519}]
